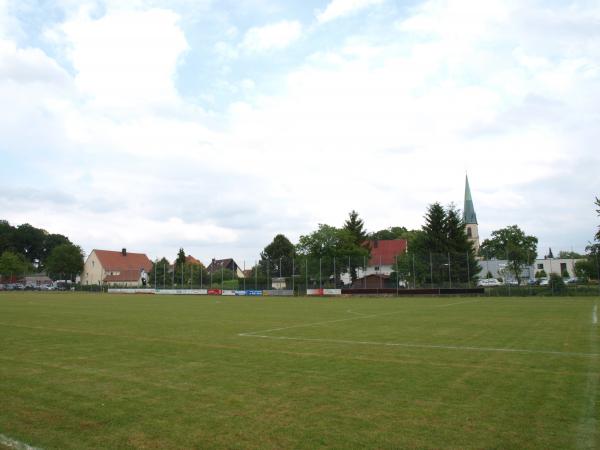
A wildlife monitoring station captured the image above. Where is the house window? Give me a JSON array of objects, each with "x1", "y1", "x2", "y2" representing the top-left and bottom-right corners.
[
  {"x1": 374, "y1": 266, "x2": 380, "y2": 271},
  {"x1": 537, "y1": 264, "x2": 543, "y2": 269},
  {"x1": 467, "y1": 228, "x2": 472, "y2": 238},
  {"x1": 560, "y1": 262, "x2": 567, "y2": 273}
]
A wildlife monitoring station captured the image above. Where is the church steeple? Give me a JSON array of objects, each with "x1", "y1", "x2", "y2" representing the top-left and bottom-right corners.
[
  {"x1": 464, "y1": 175, "x2": 477, "y2": 224},
  {"x1": 463, "y1": 175, "x2": 480, "y2": 252}
]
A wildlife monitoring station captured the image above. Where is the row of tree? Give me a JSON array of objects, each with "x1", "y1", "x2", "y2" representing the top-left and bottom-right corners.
[{"x1": 0, "y1": 220, "x2": 84, "y2": 280}]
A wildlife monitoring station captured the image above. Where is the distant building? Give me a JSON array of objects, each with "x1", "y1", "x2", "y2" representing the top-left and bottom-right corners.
[
  {"x1": 478, "y1": 257, "x2": 583, "y2": 282},
  {"x1": 342, "y1": 239, "x2": 408, "y2": 285},
  {"x1": 464, "y1": 175, "x2": 480, "y2": 253},
  {"x1": 24, "y1": 274, "x2": 53, "y2": 287},
  {"x1": 81, "y1": 248, "x2": 153, "y2": 287},
  {"x1": 206, "y1": 258, "x2": 245, "y2": 278}
]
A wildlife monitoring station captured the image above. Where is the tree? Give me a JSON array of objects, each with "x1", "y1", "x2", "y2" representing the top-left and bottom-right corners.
[
  {"x1": 0, "y1": 251, "x2": 30, "y2": 279},
  {"x1": 259, "y1": 234, "x2": 296, "y2": 278},
  {"x1": 343, "y1": 210, "x2": 367, "y2": 245},
  {"x1": 296, "y1": 224, "x2": 369, "y2": 285},
  {"x1": 403, "y1": 203, "x2": 479, "y2": 286},
  {"x1": 13, "y1": 223, "x2": 46, "y2": 264},
  {"x1": 422, "y1": 202, "x2": 448, "y2": 253},
  {"x1": 176, "y1": 248, "x2": 186, "y2": 266},
  {"x1": 45, "y1": 244, "x2": 84, "y2": 281},
  {"x1": 558, "y1": 250, "x2": 584, "y2": 259},
  {"x1": 480, "y1": 225, "x2": 538, "y2": 285}
]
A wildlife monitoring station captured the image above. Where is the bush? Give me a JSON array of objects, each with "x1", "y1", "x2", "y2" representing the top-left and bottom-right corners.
[{"x1": 549, "y1": 273, "x2": 566, "y2": 293}]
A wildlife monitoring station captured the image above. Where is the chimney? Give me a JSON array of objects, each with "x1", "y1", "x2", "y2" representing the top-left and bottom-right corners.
[{"x1": 122, "y1": 248, "x2": 127, "y2": 256}]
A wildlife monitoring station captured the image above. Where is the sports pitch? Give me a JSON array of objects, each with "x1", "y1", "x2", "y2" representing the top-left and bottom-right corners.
[{"x1": 1, "y1": 293, "x2": 598, "y2": 449}]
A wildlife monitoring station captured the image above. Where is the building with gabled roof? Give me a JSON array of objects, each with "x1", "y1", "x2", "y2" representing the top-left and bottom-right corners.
[
  {"x1": 206, "y1": 258, "x2": 244, "y2": 278},
  {"x1": 81, "y1": 248, "x2": 153, "y2": 287}
]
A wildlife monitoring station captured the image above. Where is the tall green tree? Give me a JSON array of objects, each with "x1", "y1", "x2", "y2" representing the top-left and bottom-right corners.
[
  {"x1": 0, "y1": 251, "x2": 30, "y2": 279},
  {"x1": 45, "y1": 244, "x2": 84, "y2": 281},
  {"x1": 480, "y1": 225, "x2": 538, "y2": 284},
  {"x1": 422, "y1": 202, "x2": 448, "y2": 253},
  {"x1": 176, "y1": 248, "x2": 186, "y2": 266},
  {"x1": 296, "y1": 224, "x2": 369, "y2": 285},
  {"x1": 13, "y1": 223, "x2": 46, "y2": 264},
  {"x1": 259, "y1": 234, "x2": 296, "y2": 278},
  {"x1": 343, "y1": 210, "x2": 367, "y2": 245},
  {"x1": 402, "y1": 203, "x2": 479, "y2": 286}
]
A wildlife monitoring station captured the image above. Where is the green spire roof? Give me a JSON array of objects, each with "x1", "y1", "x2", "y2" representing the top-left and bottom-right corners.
[{"x1": 463, "y1": 175, "x2": 478, "y2": 224}]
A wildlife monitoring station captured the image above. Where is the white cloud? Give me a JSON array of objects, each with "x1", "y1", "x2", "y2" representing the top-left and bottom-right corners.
[
  {"x1": 316, "y1": 0, "x2": 384, "y2": 24},
  {"x1": 2, "y1": 0, "x2": 600, "y2": 262},
  {"x1": 241, "y1": 20, "x2": 302, "y2": 53},
  {"x1": 58, "y1": 7, "x2": 188, "y2": 112}
]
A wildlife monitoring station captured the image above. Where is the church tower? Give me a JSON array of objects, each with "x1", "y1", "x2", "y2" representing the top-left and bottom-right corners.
[{"x1": 463, "y1": 175, "x2": 480, "y2": 253}]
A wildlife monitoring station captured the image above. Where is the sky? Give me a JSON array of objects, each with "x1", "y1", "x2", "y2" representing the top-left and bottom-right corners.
[{"x1": 1, "y1": 0, "x2": 599, "y2": 264}]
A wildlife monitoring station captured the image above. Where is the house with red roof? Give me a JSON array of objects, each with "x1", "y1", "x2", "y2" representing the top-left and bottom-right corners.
[
  {"x1": 81, "y1": 248, "x2": 153, "y2": 287},
  {"x1": 349, "y1": 239, "x2": 408, "y2": 286}
]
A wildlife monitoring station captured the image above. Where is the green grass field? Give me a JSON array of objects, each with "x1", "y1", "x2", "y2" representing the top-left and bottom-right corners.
[{"x1": 1, "y1": 293, "x2": 598, "y2": 449}]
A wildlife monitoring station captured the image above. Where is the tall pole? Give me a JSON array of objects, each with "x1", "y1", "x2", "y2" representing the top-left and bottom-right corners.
[
  {"x1": 305, "y1": 257, "x2": 308, "y2": 294},
  {"x1": 448, "y1": 252, "x2": 451, "y2": 288},
  {"x1": 348, "y1": 255, "x2": 351, "y2": 287},
  {"x1": 363, "y1": 255, "x2": 366, "y2": 289},
  {"x1": 429, "y1": 252, "x2": 433, "y2": 288},
  {"x1": 319, "y1": 258, "x2": 322, "y2": 289},
  {"x1": 333, "y1": 256, "x2": 336, "y2": 288},
  {"x1": 379, "y1": 255, "x2": 382, "y2": 289},
  {"x1": 466, "y1": 251, "x2": 470, "y2": 288},
  {"x1": 181, "y1": 263, "x2": 184, "y2": 288},
  {"x1": 255, "y1": 260, "x2": 257, "y2": 290},
  {"x1": 292, "y1": 258, "x2": 295, "y2": 294},
  {"x1": 163, "y1": 262, "x2": 165, "y2": 288},
  {"x1": 243, "y1": 260, "x2": 246, "y2": 291},
  {"x1": 412, "y1": 253, "x2": 416, "y2": 288},
  {"x1": 221, "y1": 265, "x2": 224, "y2": 290},
  {"x1": 154, "y1": 260, "x2": 157, "y2": 289},
  {"x1": 395, "y1": 254, "x2": 398, "y2": 296}
]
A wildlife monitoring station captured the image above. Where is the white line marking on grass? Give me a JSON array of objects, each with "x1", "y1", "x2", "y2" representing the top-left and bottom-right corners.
[
  {"x1": 240, "y1": 334, "x2": 600, "y2": 358},
  {"x1": 346, "y1": 309, "x2": 369, "y2": 316},
  {"x1": 239, "y1": 298, "x2": 485, "y2": 337},
  {"x1": 0, "y1": 434, "x2": 42, "y2": 450},
  {"x1": 593, "y1": 304, "x2": 598, "y2": 325}
]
